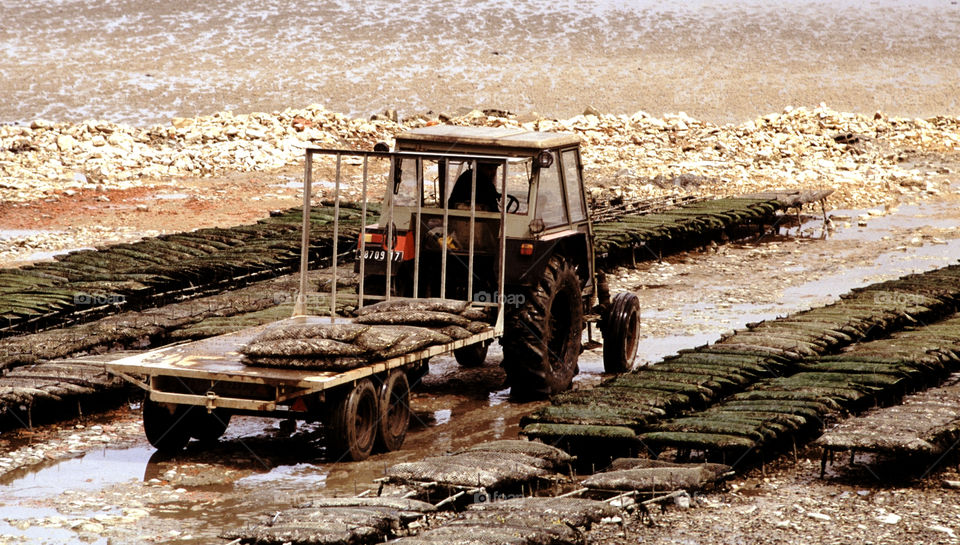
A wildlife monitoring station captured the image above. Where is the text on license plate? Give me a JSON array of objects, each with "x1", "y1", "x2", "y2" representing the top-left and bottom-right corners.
[{"x1": 364, "y1": 249, "x2": 404, "y2": 262}]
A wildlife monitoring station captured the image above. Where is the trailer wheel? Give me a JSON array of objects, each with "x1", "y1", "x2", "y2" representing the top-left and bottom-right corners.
[
  {"x1": 143, "y1": 398, "x2": 192, "y2": 453},
  {"x1": 375, "y1": 371, "x2": 410, "y2": 452},
  {"x1": 325, "y1": 379, "x2": 378, "y2": 461},
  {"x1": 502, "y1": 255, "x2": 583, "y2": 399},
  {"x1": 602, "y1": 292, "x2": 641, "y2": 373},
  {"x1": 190, "y1": 409, "x2": 232, "y2": 444},
  {"x1": 454, "y1": 342, "x2": 489, "y2": 367}
]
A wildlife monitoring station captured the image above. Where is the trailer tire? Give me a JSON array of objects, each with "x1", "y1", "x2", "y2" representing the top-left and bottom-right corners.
[
  {"x1": 502, "y1": 255, "x2": 583, "y2": 399},
  {"x1": 190, "y1": 409, "x2": 232, "y2": 444},
  {"x1": 454, "y1": 342, "x2": 489, "y2": 367},
  {"x1": 375, "y1": 371, "x2": 410, "y2": 452},
  {"x1": 325, "y1": 379, "x2": 378, "y2": 461},
  {"x1": 143, "y1": 399, "x2": 192, "y2": 453},
  {"x1": 602, "y1": 292, "x2": 641, "y2": 373}
]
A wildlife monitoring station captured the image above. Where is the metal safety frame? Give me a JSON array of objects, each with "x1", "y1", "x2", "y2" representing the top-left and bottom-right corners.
[{"x1": 294, "y1": 148, "x2": 513, "y2": 335}]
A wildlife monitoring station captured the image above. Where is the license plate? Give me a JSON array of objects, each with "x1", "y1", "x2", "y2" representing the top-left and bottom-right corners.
[{"x1": 364, "y1": 249, "x2": 403, "y2": 262}]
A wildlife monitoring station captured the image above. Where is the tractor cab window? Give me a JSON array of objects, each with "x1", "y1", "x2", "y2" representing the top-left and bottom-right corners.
[
  {"x1": 503, "y1": 158, "x2": 531, "y2": 214},
  {"x1": 443, "y1": 159, "x2": 529, "y2": 214},
  {"x1": 561, "y1": 149, "x2": 586, "y2": 222},
  {"x1": 394, "y1": 157, "x2": 529, "y2": 214},
  {"x1": 446, "y1": 160, "x2": 500, "y2": 211},
  {"x1": 536, "y1": 151, "x2": 568, "y2": 227},
  {"x1": 393, "y1": 157, "x2": 442, "y2": 207}
]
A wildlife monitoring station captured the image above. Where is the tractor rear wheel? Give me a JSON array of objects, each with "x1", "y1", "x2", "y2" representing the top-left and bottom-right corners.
[{"x1": 502, "y1": 256, "x2": 583, "y2": 399}]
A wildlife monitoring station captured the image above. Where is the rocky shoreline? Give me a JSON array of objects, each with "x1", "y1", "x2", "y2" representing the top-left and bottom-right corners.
[{"x1": 1, "y1": 105, "x2": 958, "y2": 211}]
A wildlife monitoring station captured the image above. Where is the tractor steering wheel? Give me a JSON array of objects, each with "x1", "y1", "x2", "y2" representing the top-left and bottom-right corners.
[{"x1": 506, "y1": 194, "x2": 521, "y2": 214}]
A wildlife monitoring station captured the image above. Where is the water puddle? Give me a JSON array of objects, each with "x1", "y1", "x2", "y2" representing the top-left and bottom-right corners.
[
  {"x1": 487, "y1": 387, "x2": 512, "y2": 406},
  {"x1": 0, "y1": 507, "x2": 78, "y2": 543},
  {"x1": 0, "y1": 446, "x2": 154, "y2": 543},
  {"x1": 432, "y1": 409, "x2": 452, "y2": 425},
  {"x1": 234, "y1": 462, "x2": 328, "y2": 491},
  {"x1": 830, "y1": 204, "x2": 960, "y2": 242},
  {"x1": 633, "y1": 332, "x2": 726, "y2": 365},
  {"x1": 1, "y1": 447, "x2": 153, "y2": 497},
  {"x1": 783, "y1": 238, "x2": 960, "y2": 304}
]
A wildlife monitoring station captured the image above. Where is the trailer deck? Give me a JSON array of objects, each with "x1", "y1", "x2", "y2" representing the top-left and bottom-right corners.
[{"x1": 105, "y1": 315, "x2": 497, "y2": 413}]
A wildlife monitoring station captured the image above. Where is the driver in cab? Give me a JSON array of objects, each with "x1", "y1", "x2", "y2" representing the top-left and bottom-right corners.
[{"x1": 447, "y1": 162, "x2": 501, "y2": 211}]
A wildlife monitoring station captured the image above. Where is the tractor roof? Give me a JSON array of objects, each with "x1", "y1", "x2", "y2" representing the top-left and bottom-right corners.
[{"x1": 395, "y1": 125, "x2": 581, "y2": 153}]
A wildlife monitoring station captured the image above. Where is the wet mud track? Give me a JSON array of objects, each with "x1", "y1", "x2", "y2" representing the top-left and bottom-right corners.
[{"x1": 0, "y1": 351, "x2": 543, "y2": 544}]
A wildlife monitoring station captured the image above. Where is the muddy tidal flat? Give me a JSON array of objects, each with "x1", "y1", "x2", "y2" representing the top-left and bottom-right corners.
[{"x1": 2, "y1": 0, "x2": 959, "y2": 126}]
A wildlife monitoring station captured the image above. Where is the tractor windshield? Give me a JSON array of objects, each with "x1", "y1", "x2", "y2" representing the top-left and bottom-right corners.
[{"x1": 393, "y1": 156, "x2": 531, "y2": 214}]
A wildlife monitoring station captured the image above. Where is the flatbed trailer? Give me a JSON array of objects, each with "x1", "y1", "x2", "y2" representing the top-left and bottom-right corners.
[
  {"x1": 105, "y1": 315, "x2": 498, "y2": 415},
  {"x1": 104, "y1": 145, "x2": 512, "y2": 461},
  {"x1": 105, "y1": 314, "x2": 498, "y2": 460}
]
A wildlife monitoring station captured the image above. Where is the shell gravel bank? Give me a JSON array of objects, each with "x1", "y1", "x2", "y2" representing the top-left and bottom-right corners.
[
  {"x1": 2, "y1": 105, "x2": 958, "y2": 210},
  {"x1": 586, "y1": 456, "x2": 960, "y2": 545}
]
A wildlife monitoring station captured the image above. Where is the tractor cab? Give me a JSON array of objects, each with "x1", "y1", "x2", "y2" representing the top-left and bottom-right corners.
[{"x1": 359, "y1": 125, "x2": 595, "y2": 305}]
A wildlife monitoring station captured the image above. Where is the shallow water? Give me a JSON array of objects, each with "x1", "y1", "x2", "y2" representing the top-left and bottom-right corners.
[
  {"x1": 2, "y1": 0, "x2": 958, "y2": 125},
  {"x1": 0, "y1": 446, "x2": 153, "y2": 544}
]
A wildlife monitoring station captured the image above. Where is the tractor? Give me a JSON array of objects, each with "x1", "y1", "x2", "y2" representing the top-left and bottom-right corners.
[{"x1": 356, "y1": 125, "x2": 641, "y2": 399}]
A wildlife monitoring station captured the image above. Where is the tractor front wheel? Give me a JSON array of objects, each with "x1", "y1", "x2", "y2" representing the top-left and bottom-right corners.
[{"x1": 602, "y1": 292, "x2": 641, "y2": 373}]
